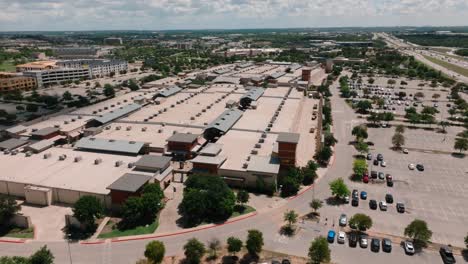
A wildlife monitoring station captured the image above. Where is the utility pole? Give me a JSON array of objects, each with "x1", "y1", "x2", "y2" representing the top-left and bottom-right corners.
[{"x1": 67, "y1": 234, "x2": 73, "y2": 264}]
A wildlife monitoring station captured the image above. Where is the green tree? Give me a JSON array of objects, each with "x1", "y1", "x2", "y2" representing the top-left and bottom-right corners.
[
  {"x1": 324, "y1": 132, "x2": 337, "y2": 147},
  {"x1": 236, "y1": 190, "x2": 250, "y2": 207},
  {"x1": 356, "y1": 100, "x2": 372, "y2": 114},
  {"x1": 353, "y1": 159, "x2": 368, "y2": 178},
  {"x1": 144, "y1": 241, "x2": 165, "y2": 264},
  {"x1": 454, "y1": 137, "x2": 468, "y2": 154},
  {"x1": 308, "y1": 237, "x2": 330, "y2": 264},
  {"x1": 367, "y1": 78, "x2": 375, "y2": 84},
  {"x1": 414, "y1": 92, "x2": 425, "y2": 99},
  {"x1": 184, "y1": 238, "x2": 205, "y2": 264},
  {"x1": 351, "y1": 125, "x2": 368, "y2": 141},
  {"x1": 30, "y1": 245, "x2": 54, "y2": 264},
  {"x1": 464, "y1": 233, "x2": 468, "y2": 248},
  {"x1": 284, "y1": 210, "x2": 298, "y2": 228},
  {"x1": 395, "y1": 124, "x2": 405, "y2": 134},
  {"x1": 355, "y1": 140, "x2": 369, "y2": 156},
  {"x1": 314, "y1": 146, "x2": 333, "y2": 166},
  {"x1": 310, "y1": 199, "x2": 323, "y2": 214},
  {"x1": 0, "y1": 195, "x2": 21, "y2": 225},
  {"x1": 329, "y1": 178, "x2": 350, "y2": 199},
  {"x1": 227, "y1": 237, "x2": 243, "y2": 256},
  {"x1": 72, "y1": 195, "x2": 103, "y2": 229},
  {"x1": 348, "y1": 213, "x2": 373, "y2": 231},
  {"x1": 103, "y1": 84, "x2": 115, "y2": 97},
  {"x1": 404, "y1": 219, "x2": 433, "y2": 246},
  {"x1": 432, "y1": 93, "x2": 440, "y2": 101},
  {"x1": 279, "y1": 167, "x2": 303, "y2": 197},
  {"x1": 387, "y1": 79, "x2": 396, "y2": 85},
  {"x1": 207, "y1": 238, "x2": 221, "y2": 259},
  {"x1": 120, "y1": 197, "x2": 144, "y2": 229},
  {"x1": 26, "y1": 104, "x2": 38, "y2": 112},
  {"x1": 302, "y1": 160, "x2": 318, "y2": 185},
  {"x1": 62, "y1": 91, "x2": 73, "y2": 101},
  {"x1": 392, "y1": 132, "x2": 405, "y2": 149},
  {"x1": 246, "y1": 229, "x2": 264, "y2": 257}
]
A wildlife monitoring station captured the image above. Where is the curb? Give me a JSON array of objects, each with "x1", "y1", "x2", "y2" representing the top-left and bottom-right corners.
[{"x1": 0, "y1": 239, "x2": 26, "y2": 244}]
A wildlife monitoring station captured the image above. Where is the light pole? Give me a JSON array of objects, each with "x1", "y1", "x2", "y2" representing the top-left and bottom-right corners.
[{"x1": 67, "y1": 234, "x2": 73, "y2": 264}]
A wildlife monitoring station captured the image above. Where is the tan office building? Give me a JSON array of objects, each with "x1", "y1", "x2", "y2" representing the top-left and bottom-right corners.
[{"x1": 0, "y1": 72, "x2": 37, "y2": 92}]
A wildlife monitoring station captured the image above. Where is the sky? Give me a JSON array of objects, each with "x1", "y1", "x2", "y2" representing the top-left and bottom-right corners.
[{"x1": 0, "y1": 0, "x2": 467, "y2": 31}]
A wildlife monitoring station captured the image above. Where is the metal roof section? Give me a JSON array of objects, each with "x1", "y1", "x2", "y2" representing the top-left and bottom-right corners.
[
  {"x1": 269, "y1": 71, "x2": 286, "y2": 79},
  {"x1": 26, "y1": 140, "x2": 55, "y2": 152},
  {"x1": 134, "y1": 155, "x2": 172, "y2": 171},
  {"x1": 0, "y1": 138, "x2": 29, "y2": 151},
  {"x1": 212, "y1": 76, "x2": 240, "y2": 84},
  {"x1": 246, "y1": 156, "x2": 280, "y2": 175},
  {"x1": 199, "y1": 143, "x2": 223, "y2": 156},
  {"x1": 75, "y1": 137, "x2": 145, "y2": 155},
  {"x1": 207, "y1": 108, "x2": 243, "y2": 133},
  {"x1": 167, "y1": 133, "x2": 199, "y2": 143},
  {"x1": 89, "y1": 103, "x2": 142, "y2": 126},
  {"x1": 276, "y1": 132, "x2": 300, "y2": 144},
  {"x1": 154, "y1": 85, "x2": 183, "y2": 98},
  {"x1": 213, "y1": 68, "x2": 232, "y2": 75},
  {"x1": 190, "y1": 155, "x2": 227, "y2": 166},
  {"x1": 31, "y1": 127, "x2": 60, "y2": 137},
  {"x1": 5, "y1": 125, "x2": 27, "y2": 134},
  {"x1": 106, "y1": 173, "x2": 152, "y2": 192}
]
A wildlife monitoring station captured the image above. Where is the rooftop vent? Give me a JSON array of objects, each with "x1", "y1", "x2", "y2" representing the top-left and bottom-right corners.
[
  {"x1": 74, "y1": 156, "x2": 82, "y2": 162},
  {"x1": 43, "y1": 153, "x2": 51, "y2": 159},
  {"x1": 58, "y1": 154, "x2": 67, "y2": 161},
  {"x1": 94, "y1": 158, "x2": 102, "y2": 165},
  {"x1": 115, "y1": 161, "x2": 123, "y2": 167}
]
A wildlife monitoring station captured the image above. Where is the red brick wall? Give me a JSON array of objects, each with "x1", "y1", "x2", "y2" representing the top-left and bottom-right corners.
[
  {"x1": 193, "y1": 163, "x2": 219, "y2": 174},
  {"x1": 110, "y1": 190, "x2": 142, "y2": 205},
  {"x1": 278, "y1": 142, "x2": 297, "y2": 167}
]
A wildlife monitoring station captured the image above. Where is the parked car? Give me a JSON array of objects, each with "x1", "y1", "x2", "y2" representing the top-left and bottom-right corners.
[
  {"x1": 386, "y1": 175, "x2": 393, "y2": 186},
  {"x1": 377, "y1": 154, "x2": 384, "y2": 161},
  {"x1": 416, "y1": 164, "x2": 425, "y2": 171},
  {"x1": 373, "y1": 159, "x2": 379, "y2": 166},
  {"x1": 378, "y1": 172, "x2": 385, "y2": 180},
  {"x1": 352, "y1": 197, "x2": 359, "y2": 207},
  {"x1": 396, "y1": 203, "x2": 405, "y2": 213},
  {"x1": 369, "y1": 199, "x2": 378, "y2": 210},
  {"x1": 379, "y1": 201, "x2": 388, "y2": 211},
  {"x1": 382, "y1": 238, "x2": 392, "y2": 252},
  {"x1": 338, "y1": 231, "x2": 346, "y2": 244},
  {"x1": 439, "y1": 246, "x2": 456, "y2": 264},
  {"x1": 360, "y1": 235, "x2": 368, "y2": 248},
  {"x1": 381, "y1": 161, "x2": 387, "y2": 167},
  {"x1": 385, "y1": 194, "x2": 394, "y2": 203},
  {"x1": 408, "y1": 163, "x2": 415, "y2": 170},
  {"x1": 327, "y1": 230, "x2": 336, "y2": 243},
  {"x1": 272, "y1": 260, "x2": 281, "y2": 264},
  {"x1": 363, "y1": 175, "x2": 369, "y2": 183},
  {"x1": 404, "y1": 241, "x2": 415, "y2": 255},
  {"x1": 403, "y1": 148, "x2": 409, "y2": 154},
  {"x1": 349, "y1": 232, "x2": 358, "y2": 247},
  {"x1": 339, "y1": 214, "x2": 347, "y2": 226},
  {"x1": 352, "y1": 189, "x2": 359, "y2": 199},
  {"x1": 371, "y1": 238, "x2": 380, "y2": 252},
  {"x1": 367, "y1": 153, "x2": 373, "y2": 160},
  {"x1": 281, "y1": 259, "x2": 291, "y2": 264},
  {"x1": 360, "y1": 191, "x2": 367, "y2": 200},
  {"x1": 371, "y1": 170, "x2": 378, "y2": 179}
]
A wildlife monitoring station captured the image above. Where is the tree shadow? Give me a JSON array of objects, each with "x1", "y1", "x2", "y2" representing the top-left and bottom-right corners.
[
  {"x1": 451, "y1": 153, "x2": 465, "y2": 159},
  {"x1": 462, "y1": 249, "x2": 468, "y2": 262},
  {"x1": 239, "y1": 253, "x2": 258, "y2": 264},
  {"x1": 349, "y1": 173, "x2": 362, "y2": 182},
  {"x1": 222, "y1": 255, "x2": 239, "y2": 264},
  {"x1": 325, "y1": 197, "x2": 343, "y2": 206},
  {"x1": 279, "y1": 225, "x2": 296, "y2": 237}
]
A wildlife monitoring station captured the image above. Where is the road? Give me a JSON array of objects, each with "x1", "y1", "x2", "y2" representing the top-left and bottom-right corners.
[{"x1": 0, "y1": 82, "x2": 459, "y2": 263}]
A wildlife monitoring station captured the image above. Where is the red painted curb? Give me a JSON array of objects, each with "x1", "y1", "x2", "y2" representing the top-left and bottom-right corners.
[
  {"x1": 80, "y1": 241, "x2": 106, "y2": 245},
  {"x1": 287, "y1": 184, "x2": 314, "y2": 201},
  {"x1": 0, "y1": 239, "x2": 25, "y2": 244},
  {"x1": 110, "y1": 211, "x2": 259, "y2": 243}
]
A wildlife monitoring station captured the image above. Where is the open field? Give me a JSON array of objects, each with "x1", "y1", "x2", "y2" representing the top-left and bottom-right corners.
[
  {"x1": 422, "y1": 55, "x2": 468, "y2": 77},
  {"x1": 0, "y1": 60, "x2": 16, "y2": 72}
]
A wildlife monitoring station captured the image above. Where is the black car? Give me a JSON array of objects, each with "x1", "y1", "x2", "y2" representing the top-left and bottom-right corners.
[
  {"x1": 371, "y1": 170, "x2": 378, "y2": 179},
  {"x1": 349, "y1": 232, "x2": 358, "y2": 247},
  {"x1": 382, "y1": 238, "x2": 392, "y2": 253},
  {"x1": 385, "y1": 194, "x2": 394, "y2": 203},
  {"x1": 371, "y1": 238, "x2": 380, "y2": 252},
  {"x1": 369, "y1": 199, "x2": 377, "y2": 210},
  {"x1": 281, "y1": 259, "x2": 291, "y2": 264},
  {"x1": 377, "y1": 154, "x2": 384, "y2": 161},
  {"x1": 416, "y1": 164, "x2": 425, "y2": 171},
  {"x1": 352, "y1": 197, "x2": 359, "y2": 207},
  {"x1": 352, "y1": 189, "x2": 359, "y2": 198},
  {"x1": 367, "y1": 153, "x2": 373, "y2": 160},
  {"x1": 373, "y1": 159, "x2": 379, "y2": 166},
  {"x1": 439, "y1": 246, "x2": 456, "y2": 264},
  {"x1": 396, "y1": 203, "x2": 405, "y2": 213}
]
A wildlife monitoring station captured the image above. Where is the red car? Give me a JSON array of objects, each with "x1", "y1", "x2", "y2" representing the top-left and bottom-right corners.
[{"x1": 363, "y1": 175, "x2": 369, "y2": 183}]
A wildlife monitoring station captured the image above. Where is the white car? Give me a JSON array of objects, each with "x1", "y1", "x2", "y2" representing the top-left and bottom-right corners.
[
  {"x1": 381, "y1": 161, "x2": 387, "y2": 167},
  {"x1": 379, "y1": 201, "x2": 388, "y2": 211},
  {"x1": 404, "y1": 241, "x2": 415, "y2": 255},
  {"x1": 360, "y1": 236, "x2": 368, "y2": 248},
  {"x1": 403, "y1": 148, "x2": 409, "y2": 154},
  {"x1": 338, "y1": 231, "x2": 346, "y2": 244},
  {"x1": 408, "y1": 163, "x2": 415, "y2": 170}
]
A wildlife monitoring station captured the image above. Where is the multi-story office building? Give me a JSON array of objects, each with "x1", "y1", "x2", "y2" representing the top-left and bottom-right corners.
[
  {"x1": 23, "y1": 68, "x2": 91, "y2": 88},
  {"x1": 53, "y1": 47, "x2": 98, "y2": 59},
  {"x1": 0, "y1": 72, "x2": 37, "y2": 92},
  {"x1": 16, "y1": 61, "x2": 57, "y2": 72},
  {"x1": 57, "y1": 59, "x2": 128, "y2": 78}
]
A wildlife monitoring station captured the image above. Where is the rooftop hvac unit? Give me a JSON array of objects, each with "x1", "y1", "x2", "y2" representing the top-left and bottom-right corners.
[
  {"x1": 104, "y1": 107, "x2": 108, "y2": 110},
  {"x1": 190, "y1": 116, "x2": 195, "y2": 120},
  {"x1": 144, "y1": 119, "x2": 148, "y2": 122},
  {"x1": 246, "y1": 156, "x2": 251, "y2": 161},
  {"x1": 261, "y1": 133, "x2": 267, "y2": 138},
  {"x1": 127, "y1": 162, "x2": 134, "y2": 168},
  {"x1": 251, "y1": 149, "x2": 258, "y2": 155},
  {"x1": 268, "y1": 123, "x2": 273, "y2": 128},
  {"x1": 201, "y1": 109, "x2": 206, "y2": 112},
  {"x1": 242, "y1": 163, "x2": 248, "y2": 169},
  {"x1": 63, "y1": 120, "x2": 69, "y2": 125},
  {"x1": 126, "y1": 126, "x2": 132, "y2": 131},
  {"x1": 207, "y1": 106, "x2": 211, "y2": 109},
  {"x1": 258, "y1": 138, "x2": 265, "y2": 143},
  {"x1": 71, "y1": 118, "x2": 76, "y2": 122},
  {"x1": 158, "y1": 110, "x2": 163, "y2": 114},
  {"x1": 25, "y1": 152, "x2": 32, "y2": 157},
  {"x1": 78, "y1": 116, "x2": 82, "y2": 119},
  {"x1": 32, "y1": 128, "x2": 38, "y2": 132},
  {"x1": 163, "y1": 108, "x2": 167, "y2": 112},
  {"x1": 111, "y1": 104, "x2": 115, "y2": 108},
  {"x1": 115, "y1": 160, "x2": 123, "y2": 167},
  {"x1": 176, "y1": 101, "x2": 180, "y2": 105},
  {"x1": 255, "y1": 143, "x2": 261, "y2": 148},
  {"x1": 173, "y1": 130, "x2": 178, "y2": 134},
  {"x1": 3, "y1": 150, "x2": 10, "y2": 155},
  {"x1": 74, "y1": 156, "x2": 82, "y2": 162},
  {"x1": 123, "y1": 99, "x2": 128, "y2": 102},
  {"x1": 204, "y1": 122, "x2": 208, "y2": 125},
  {"x1": 93, "y1": 111, "x2": 97, "y2": 114},
  {"x1": 58, "y1": 154, "x2": 67, "y2": 161},
  {"x1": 158, "y1": 129, "x2": 163, "y2": 133},
  {"x1": 196, "y1": 113, "x2": 201, "y2": 117},
  {"x1": 116, "y1": 126, "x2": 121, "y2": 130},
  {"x1": 98, "y1": 109, "x2": 102, "y2": 112},
  {"x1": 161, "y1": 123, "x2": 166, "y2": 127},
  {"x1": 43, "y1": 153, "x2": 51, "y2": 159},
  {"x1": 117, "y1": 102, "x2": 121, "y2": 105},
  {"x1": 142, "y1": 127, "x2": 147, "y2": 132},
  {"x1": 11, "y1": 150, "x2": 18, "y2": 155},
  {"x1": 94, "y1": 158, "x2": 102, "y2": 165},
  {"x1": 265, "y1": 128, "x2": 271, "y2": 132},
  {"x1": 105, "y1": 126, "x2": 111, "y2": 130},
  {"x1": 171, "y1": 105, "x2": 175, "y2": 108},
  {"x1": 56, "y1": 124, "x2": 62, "y2": 128},
  {"x1": 131, "y1": 97, "x2": 134, "y2": 100}
]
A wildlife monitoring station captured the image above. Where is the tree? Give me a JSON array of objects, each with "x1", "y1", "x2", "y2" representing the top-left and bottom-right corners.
[
  {"x1": 356, "y1": 100, "x2": 372, "y2": 114},
  {"x1": 284, "y1": 210, "x2": 298, "y2": 228},
  {"x1": 120, "y1": 196, "x2": 144, "y2": 229},
  {"x1": 121, "y1": 184, "x2": 164, "y2": 228},
  {"x1": 236, "y1": 190, "x2": 249, "y2": 207},
  {"x1": 109, "y1": 72, "x2": 116, "y2": 77},
  {"x1": 432, "y1": 93, "x2": 440, "y2": 101},
  {"x1": 395, "y1": 124, "x2": 405, "y2": 134},
  {"x1": 308, "y1": 237, "x2": 330, "y2": 264},
  {"x1": 207, "y1": 238, "x2": 222, "y2": 259},
  {"x1": 246, "y1": 229, "x2": 264, "y2": 257},
  {"x1": 353, "y1": 159, "x2": 368, "y2": 178},
  {"x1": 387, "y1": 79, "x2": 396, "y2": 85},
  {"x1": 454, "y1": 137, "x2": 468, "y2": 154},
  {"x1": 184, "y1": 238, "x2": 205, "y2": 264},
  {"x1": 392, "y1": 132, "x2": 405, "y2": 149},
  {"x1": 62, "y1": 91, "x2": 73, "y2": 101},
  {"x1": 355, "y1": 140, "x2": 369, "y2": 156},
  {"x1": 30, "y1": 246, "x2": 54, "y2": 264},
  {"x1": 404, "y1": 219, "x2": 433, "y2": 246},
  {"x1": 329, "y1": 178, "x2": 350, "y2": 199},
  {"x1": 310, "y1": 199, "x2": 323, "y2": 214},
  {"x1": 414, "y1": 92, "x2": 425, "y2": 99},
  {"x1": 227, "y1": 236, "x2": 243, "y2": 256},
  {"x1": 438, "y1": 121, "x2": 449, "y2": 133},
  {"x1": 315, "y1": 146, "x2": 332, "y2": 166},
  {"x1": 367, "y1": 78, "x2": 375, "y2": 84},
  {"x1": 302, "y1": 160, "x2": 318, "y2": 185},
  {"x1": 26, "y1": 104, "x2": 38, "y2": 112},
  {"x1": 465, "y1": 233, "x2": 468, "y2": 248},
  {"x1": 72, "y1": 195, "x2": 103, "y2": 229},
  {"x1": 94, "y1": 81, "x2": 101, "y2": 88},
  {"x1": 128, "y1": 79, "x2": 140, "y2": 91},
  {"x1": 351, "y1": 125, "x2": 368, "y2": 141},
  {"x1": 0, "y1": 195, "x2": 21, "y2": 225},
  {"x1": 448, "y1": 108, "x2": 457, "y2": 118},
  {"x1": 103, "y1": 84, "x2": 115, "y2": 97},
  {"x1": 348, "y1": 213, "x2": 373, "y2": 231},
  {"x1": 144, "y1": 241, "x2": 165, "y2": 264},
  {"x1": 324, "y1": 132, "x2": 337, "y2": 147}
]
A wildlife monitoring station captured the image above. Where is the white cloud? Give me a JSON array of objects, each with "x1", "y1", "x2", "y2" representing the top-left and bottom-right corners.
[{"x1": 0, "y1": 0, "x2": 466, "y2": 30}]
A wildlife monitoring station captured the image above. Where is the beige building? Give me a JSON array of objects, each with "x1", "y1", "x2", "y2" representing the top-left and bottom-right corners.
[
  {"x1": 16, "y1": 61, "x2": 57, "y2": 72},
  {"x1": 0, "y1": 72, "x2": 37, "y2": 92}
]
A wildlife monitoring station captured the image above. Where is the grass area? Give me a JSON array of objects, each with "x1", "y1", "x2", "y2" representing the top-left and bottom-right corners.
[
  {"x1": 422, "y1": 55, "x2": 468, "y2": 77},
  {"x1": 97, "y1": 220, "x2": 158, "y2": 239},
  {"x1": 0, "y1": 61, "x2": 16, "y2": 72},
  {"x1": 2, "y1": 227, "x2": 34, "y2": 239},
  {"x1": 231, "y1": 205, "x2": 256, "y2": 218}
]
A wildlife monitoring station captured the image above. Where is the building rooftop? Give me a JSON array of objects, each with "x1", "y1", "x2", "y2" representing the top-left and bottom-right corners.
[
  {"x1": 26, "y1": 139, "x2": 54, "y2": 152},
  {"x1": 191, "y1": 155, "x2": 227, "y2": 166},
  {"x1": 199, "y1": 143, "x2": 222, "y2": 156},
  {"x1": 16, "y1": 61, "x2": 56, "y2": 69},
  {"x1": 241, "y1": 87, "x2": 265, "y2": 102},
  {"x1": 75, "y1": 137, "x2": 146, "y2": 155},
  {"x1": 134, "y1": 155, "x2": 172, "y2": 171},
  {"x1": 212, "y1": 76, "x2": 240, "y2": 84},
  {"x1": 0, "y1": 138, "x2": 29, "y2": 150},
  {"x1": 155, "y1": 85, "x2": 182, "y2": 98},
  {"x1": 90, "y1": 103, "x2": 142, "y2": 125},
  {"x1": 31, "y1": 127, "x2": 60, "y2": 137},
  {"x1": 167, "y1": 133, "x2": 199, "y2": 143},
  {"x1": 206, "y1": 108, "x2": 244, "y2": 134},
  {"x1": 277, "y1": 132, "x2": 300, "y2": 144},
  {"x1": 246, "y1": 155, "x2": 280, "y2": 175},
  {"x1": 106, "y1": 173, "x2": 152, "y2": 193},
  {"x1": 5, "y1": 125, "x2": 27, "y2": 134}
]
